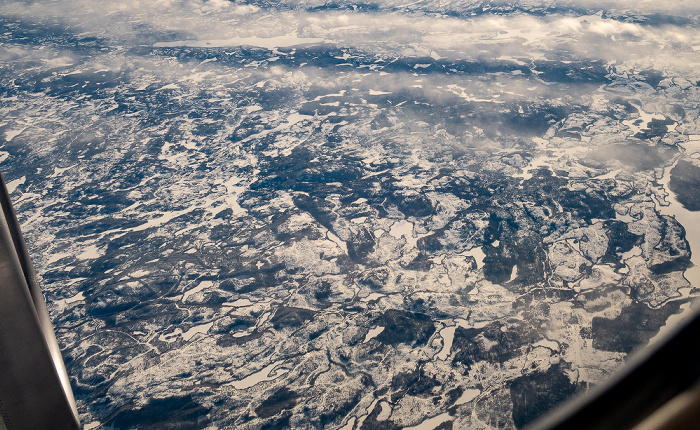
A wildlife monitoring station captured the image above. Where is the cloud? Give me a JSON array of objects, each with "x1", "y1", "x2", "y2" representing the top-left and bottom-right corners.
[{"x1": 2, "y1": 1, "x2": 699, "y2": 82}]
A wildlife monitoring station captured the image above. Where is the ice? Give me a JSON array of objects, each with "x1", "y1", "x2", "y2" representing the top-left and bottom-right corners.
[
  {"x1": 403, "y1": 413, "x2": 452, "y2": 430},
  {"x1": 77, "y1": 244, "x2": 105, "y2": 260},
  {"x1": 159, "y1": 321, "x2": 213, "y2": 342},
  {"x1": 6, "y1": 176, "x2": 25, "y2": 194},
  {"x1": 622, "y1": 103, "x2": 666, "y2": 136},
  {"x1": 339, "y1": 417, "x2": 356, "y2": 430},
  {"x1": 181, "y1": 280, "x2": 214, "y2": 302},
  {"x1": 50, "y1": 166, "x2": 75, "y2": 177},
  {"x1": 132, "y1": 207, "x2": 195, "y2": 232},
  {"x1": 376, "y1": 401, "x2": 392, "y2": 421},
  {"x1": 389, "y1": 219, "x2": 426, "y2": 248},
  {"x1": 130, "y1": 270, "x2": 150, "y2": 277},
  {"x1": 231, "y1": 360, "x2": 288, "y2": 389},
  {"x1": 54, "y1": 292, "x2": 86, "y2": 310},
  {"x1": 361, "y1": 293, "x2": 385, "y2": 302},
  {"x1": 435, "y1": 326, "x2": 456, "y2": 360},
  {"x1": 509, "y1": 265, "x2": 518, "y2": 282},
  {"x1": 326, "y1": 230, "x2": 348, "y2": 254},
  {"x1": 4, "y1": 128, "x2": 25, "y2": 141},
  {"x1": 223, "y1": 298, "x2": 255, "y2": 307},
  {"x1": 182, "y1": 322, "x2": 214, "y2": 341},
  {"x1": 363, "y1": 326, "x2": 385, "y2": 343},
  {"x1": 454, "y1": 388, "x2": 481, "y2": 405},
  {"x1": 534, "y1": 339, "x2": 560, "y2": 351},
  {"x1": 460, "y1": 246, "x2": 485, "y2": 270}
]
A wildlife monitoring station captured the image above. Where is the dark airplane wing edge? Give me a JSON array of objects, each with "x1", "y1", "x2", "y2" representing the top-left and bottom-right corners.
[
  {"x1": 527, "y1": 300, "x2": 700, "y2": 430},
  {"x1": 0, "y1": 171, "x2": 80, "y2": 430}
]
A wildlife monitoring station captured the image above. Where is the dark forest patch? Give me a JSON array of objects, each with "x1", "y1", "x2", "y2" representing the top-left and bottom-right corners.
[
  {"x1": 592, "y1": 301, "x2": 682, "y2": 353},
  {"x1": 373, "y1": 309, "x2": 435, "y2": 346},
  {"x1": 255, "y1": 388, "x2": 299, "y2": 419},
  {"x1": 510, "y1": 362, "x2": 578, "y2": 429},
  {"x1": 106, "y1": 395, "x2": 210, "y2": 429},
  {"x1": 270, "y1": 306, "x2": 317, "y2": 330}
]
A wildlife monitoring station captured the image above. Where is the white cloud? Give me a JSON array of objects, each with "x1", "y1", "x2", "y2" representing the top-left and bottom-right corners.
[{"x1": 1, "y1": 1, "x2": 698, "y2": 81}]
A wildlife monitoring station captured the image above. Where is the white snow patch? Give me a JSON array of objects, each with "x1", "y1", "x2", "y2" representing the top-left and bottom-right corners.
[
  {"x1": 389, "y1": 219, "x2": 413, "y2": 240},
  {"x1": 435, "y1": 326, "x2": 456, "y2": 360},
  {"x1": 159, "y1": 328, "x2": 183, "y2": 343},
  {"x1": 455, "y1": 389, "x2": 481, "y2": 405},
  {"x1": 361, "y1": 293, "x2": 385, "y2": 302},
  {"x1": 84, "y1": 422, "x2": 101, "y2": 430},
  {"x1": 65, "y1": 291, "x2": 85, "y2": 304},
  {"x1": 326, "y1": 230, "x2": 348, "y2": 254},
  {"x1": 4, "y1": 128, "x2": 25, "y2": 141},
  {"x1": 130, "y1": 270, "x2": 150, "y2": 277},
  {"x1": 6, "y1": 176, "x2": 25, "y2": 194},
  {"x1": 514, "y1": 153, "x2": 559, "y2": 181},
  {"x1": 356, "y1": 399, "x2": 380, "y2": 430},
  {"x1": 438, "y1": 273, "x2": 451, "y2": 286},
  {"x1": 376, "y1": 401, "x2": 392, "y2": 421},
  {"x1": 403, "y1": 413, "x2": 452, "y2": 430},
  {"x1": 534, "y1": 339, "x2": 560, "y2": 351},
  {"x1": 182, "y1": 280, "x2": 214, "y2": 302},
  {"x1": 363, "y1": 326, "x2": 384, "y2": 343},
  {"x1": 455, "y1": 318, "x2": 489, "y2": 329},
  {"x1": 223, "y1": 298, "x2": 255, "y2": 307},
  {"x1": 182, "y1": 322, "x2": 214, "y2": 341},
  {"x1": 211, "y1": 176, "x2": 248, "y2": 218},
  {"x1": 46, "y1": 251, "x2": 71, "y2": 265},
  {"x1": 132, "y1": 207, "x2": 194, "y2": 231},
  {"x1": 622, "y1": 103, "x2": 666, "y2": 136},
  {"x1": 460, "y1": 246, "x2": 485, "y2": 270},
  {"x1": 509, "y1": 265, "x2": 518, "y2": 282},
  {"x1": 77, "y1": 244, "x2": 105, "y2": 260},
  {"x1": 54, "y1": 291, "x2": 85, "y2": 309},
  {"x1": 235, "y1": 111, "x2": 313, "y2": 149},
  {"x1": 231, "y1": 360, "x2": 288, "y2": 389},
  {"x1": 339, "y1": 417, "x2": 356, "y2": 430},
  {"x1": 159, "y1": 322, "x2": 213, "y2": 342},
  {"x1": 50, "y1": 165, "x2": 75, "y2": 177}
]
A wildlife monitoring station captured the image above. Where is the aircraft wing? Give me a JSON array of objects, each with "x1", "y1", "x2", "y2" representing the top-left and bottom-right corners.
[{"x1": 0, "y1": 172, "x2": 80, "y2": 430}]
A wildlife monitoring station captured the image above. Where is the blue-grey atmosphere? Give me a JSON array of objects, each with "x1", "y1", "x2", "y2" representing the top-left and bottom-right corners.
[{"x1": 2, "y1": 1, "x2": 700, "y2": 428}]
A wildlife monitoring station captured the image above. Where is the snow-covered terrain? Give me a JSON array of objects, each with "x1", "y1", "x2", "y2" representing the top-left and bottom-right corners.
[{"x1": 1, "y1": 1, "x2": 699, "y2": 428}]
